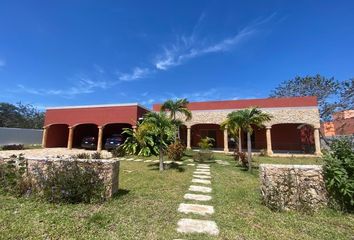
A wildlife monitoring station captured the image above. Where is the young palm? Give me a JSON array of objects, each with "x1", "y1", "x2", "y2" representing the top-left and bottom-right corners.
[
  {"x1": 221, "y1": 118, "x2": 242, "y2": 153},
  {"x1": 143, "y1": 112, "x2": 175, "y2": 171},
  {"x1": 160, "y1": 98, "x2": 192, "y2": 139},
  {"x1": 225, "y1": 108, "x2": 272, "y2": 171}
]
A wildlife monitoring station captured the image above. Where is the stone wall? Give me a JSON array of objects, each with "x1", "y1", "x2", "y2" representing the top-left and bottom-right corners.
[
  {"x1": 176, "y1": 107, "x2": 321, "y2": 128},
  {"x1": 2, "y1": 157, "x2": 120, "y2": 198},
  {"x1": 259, "y1": 164, "x2": 327, "y2": 211}
]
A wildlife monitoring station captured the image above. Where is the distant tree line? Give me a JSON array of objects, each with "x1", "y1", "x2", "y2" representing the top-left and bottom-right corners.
[{"x1": 0, "y1": 102, "x2": 44, "y2": 129}]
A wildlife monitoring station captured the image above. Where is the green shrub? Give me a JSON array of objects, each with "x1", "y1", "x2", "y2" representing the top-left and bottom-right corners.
[
  {"x1": 36, "y1": 161, "x2": 105, "y2": 203},
  {"x1": 166, "y1": 141, "x2": 186, "y2": 161},
  {"x1": 197, "y1": 137, "x2": 214, "y2": 150},
  {"x1": 111, "y1": 145, "x2": 126, "y2": 158},
  {"x1": 1, "y1": 144, "x2": 25, "y2": 150},
  {"x1": 323, "y1": 137, "x2": 354, "y2": 212},
  {"x1": 91, "y1": 152, "x2": 102, "y2": 159},
  {"x1": 73, "y1": 153, "x2": 91, "y2": 159},
  {"x1": 234, "y1": 151, "x2": 248, "y2": 168},
  {"x1": 0, "y1": 154, "x2": 32, "y2": 196},
  {"x1": 193, "y1": 151, "x2": 213, "y2": 163}
]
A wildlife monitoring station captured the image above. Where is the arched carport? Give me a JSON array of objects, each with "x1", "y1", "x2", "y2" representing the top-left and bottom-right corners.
[
  {"x1": 101, "y1": 123, "x2": 132, "y2": 150},
  {"x1": 190, "y1": 123, "x2": 223, "y2": 149},
  {"x1": 44, "y1": 124, "x2": 69, "y2": 148},
  {"x1": 72, "y1": 123, "x2": 98, "y2": 149}
]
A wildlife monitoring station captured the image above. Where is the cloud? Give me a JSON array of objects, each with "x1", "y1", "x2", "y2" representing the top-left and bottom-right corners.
[
  {"x1": 117, "y1": 67, "x2": 151, "y2": 81},
  {"x1": 0, "y1": 58, "x2": 6, "y2": 68},
  {"x1": 154, "y1": 14, "x2": 275, "y2": 70}
]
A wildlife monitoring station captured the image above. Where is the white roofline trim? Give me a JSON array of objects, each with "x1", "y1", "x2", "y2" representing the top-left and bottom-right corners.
[
  {"x1": 154, "y1": 106, "x2": 318, "y2": 113},
  {"x1": 46, "y1": 103, "x2": 150, "y2": 111}
]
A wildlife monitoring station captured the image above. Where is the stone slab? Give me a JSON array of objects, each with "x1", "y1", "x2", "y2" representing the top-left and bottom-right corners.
[
  {"x1": 192, "y1": 179, "x2": 211, "y2": 184},
  {"x1": 177, "y1": 218, "x2": 219, "y2": 236},
  {"x1": 184, "y1": 193, "x2": 212, "y2": 201},
  {"x1": 187, "y1": 163, "x2": 195, "y2": 166},
  {"x1": 195, "y1": 168, "x2": 210, "y2": 172},
  {"x1": 134, "y1": 159, "x2": 143, "y2": 162},
  {"x1": 144, "y1": 160, "x2": 152, "y2": 163},
  {"x1": 193, "y1": 175, "x2": 211, "y2": 179},
  {"x1": 178, "y1": 203, "x2": 214, "y2": 216},
  {"x1": 196, "y1": 165, "x2": 210, "y2": 169},
  {"x1": 194, "y1": 171, "x2": 211, "y2": 176},
  {"x1": 189, "y1": 185, "x2": 212, "y2": 193}
]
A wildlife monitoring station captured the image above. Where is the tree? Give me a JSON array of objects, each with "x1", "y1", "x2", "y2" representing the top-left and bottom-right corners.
[
  {"x1": 140, "y1": 112, "x2": 176, "y2": 171},
  {"x1": 340, "y1": 78, "x2": 354, "y2": 110},
  {"x1": 160, "y1": 98, "x2": 192, "y2": 139},
  {"x1": 269, "y1": 75, "x2": 341, "y2": 121},
  {"x1": 0, "y1": 102, "x2": 44, "y2": 129},
  {"x1": 221, "y1": 117, "x2": 242, "y2": 153},
  {"x1": 224, "y1": 108, "x2": 272, "y2": 171}
]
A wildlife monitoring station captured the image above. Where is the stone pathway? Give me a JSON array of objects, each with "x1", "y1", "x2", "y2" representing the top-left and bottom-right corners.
[
  {"x1": 175, "y1": 163, "x2": 219, "y2": 237},
  {"x1": 118, "y1": 157, "x2": 196, "y2": 167}
]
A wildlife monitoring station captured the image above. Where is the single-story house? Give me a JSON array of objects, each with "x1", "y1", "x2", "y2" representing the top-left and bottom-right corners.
[{"x1": 42, "y1": 96, "x2": 321, "y2": 156}]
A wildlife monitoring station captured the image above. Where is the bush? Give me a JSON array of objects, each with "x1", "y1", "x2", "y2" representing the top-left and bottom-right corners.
[
  {"x1": 36, "y1": 161, "x2": 105, "y2": 203},
  {"x1": 73, "y1": 153, "x2": 91, "y2": 159},
  {"x1": 198, "y1": 137, "x2": 214, "y2": 150},
  {"x1": 234, "y1": 151, "x2": 248, "y2": 168},
  {"x1": 193, "y1": 151, "x2": 213, "y2": 163},
  {"x1": 111, "y1": 145, "x2": 126, "y2": 158},
  {"x1": 0, "y1": 154, "x2": 32, "y2": 196},
  {"x1": 166, "y1": 141, "x2": 186, "y2": 161},
  {"x1": 323, "y1": 137, "x2": 354, "y2": 212},
  {"x1": 91, "y1": 152, "x2": 102, "y2": 159},
  {"x1": 1, "y1": 144, "x2": 24, "y2": 150}
]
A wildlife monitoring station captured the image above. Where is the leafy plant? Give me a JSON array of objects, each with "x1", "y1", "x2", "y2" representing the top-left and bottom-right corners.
[
  {"x1": 1, "y1": 144, "x2": 25, "y2": 150},
  {"x1": 198, "y1": 137, "x2": 214, "y2": 150},
  {"x1": 166, "y1": 141, "x2": 186, "y2": 161},
  {"x1": 111, "y1": 145, "x2": 126, "y2": 158},
  {"x1": 91, "y1": 152, "x2": 102, "y2": 159},
  {"x1": 234, "y1": 151, "x2": 247, "y2": 168},
  {"x1": 323, "y1": 136, "x2": 354, "y2": 212},
  {"x1": 73, "y1": 153, "x2": 91, "y2": 159}
]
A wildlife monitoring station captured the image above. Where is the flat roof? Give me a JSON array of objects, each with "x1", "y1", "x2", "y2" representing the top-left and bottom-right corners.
[
  {"x1": 46, "y1": 102, "x2": 150, "y2": 111},
  {"x1": 153, "y1": 96, "x2": 318, "y2": 111}
]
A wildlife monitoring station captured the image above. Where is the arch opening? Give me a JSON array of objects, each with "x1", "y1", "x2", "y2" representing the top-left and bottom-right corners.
[
  {"x1": 46, "y1": 124, "x2": 69, "y2": 148},
  {"x1": 102, "y1": 123, "x2": 132, "y2": 150},
  {"x1": 191, "y1": 124, "x2": 223, "y2": 149},
  {"x1": 73, "y1": 124, "x2": 98, "y2": 149}
]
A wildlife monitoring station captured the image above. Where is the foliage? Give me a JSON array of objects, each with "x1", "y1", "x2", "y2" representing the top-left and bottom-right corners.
[
  {"x1": 160, "y1": 98, "x2": 192, "y2": 121},
  {"x1": 166, "y1": 141, "x2": 186, "y2": 161},
  {"x1": 91, "y1": 152, "x2": 102, "y2": 159},
  {"x1": 323, "y1": 137, "x2": 354, "y2": 212},
  {"x1": 73, "y1": 153, "x2": 91, "y2": 159},
  {"x1": 193, "y1": 151, "x2": 213, "y2": 163},
  {"x1": 0, "y1": 102, "x2": 44, "y2": 129},
  {"x1": 36, "y1": 161, "x2": 105, "y2": 203},
  {"x1": 111, "y1": 145, "x2": 126, "y2": 157},
  {"x1": 197, "y1": 137, "x2": 214, "y2": 150},
  {"x1": 1, "y1": 144, "x2": 25, "y2": 150},
  {"x1": 269, "y1": 74, "x2": 353, "y2": 121},
  {"x1": 234, "y1": 151, "x2": 248, "y2": 168},
  {"x1": 224, "y1": 107, "x2": 272, "y2": 171},
  {"x1": 0, "y1": 154, "x2": 31, "y2": 196}
]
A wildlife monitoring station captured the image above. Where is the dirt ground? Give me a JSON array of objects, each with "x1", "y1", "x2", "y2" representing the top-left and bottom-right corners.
[{"x1": 0, "y1": 148, "x2": 112, "y2": 159}]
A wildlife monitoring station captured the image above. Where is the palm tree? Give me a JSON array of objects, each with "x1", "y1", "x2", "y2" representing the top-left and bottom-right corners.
[
  {"x1": 143, "y1": 112, "x2": 176, "y2": 171},
  {"x1": 221, "y1": 118, "x2": 242, "y2": 153},
  {"x1": 160, "y1": 98, "x2": 192, "y2": 139},
  {"x1": 224, "y1": 108, "x2": 272, "y2": 171}
]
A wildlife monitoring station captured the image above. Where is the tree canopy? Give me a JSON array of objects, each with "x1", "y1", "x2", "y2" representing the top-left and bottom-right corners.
[{"x1": 0, "y1": 102, "x2": 44, "y2": 129}]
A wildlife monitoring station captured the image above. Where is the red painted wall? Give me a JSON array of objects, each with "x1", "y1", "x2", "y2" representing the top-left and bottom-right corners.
[
  {"x1": 46, "y1": 124, "x2": 69, "y2": 148},
  {"x1": 153, "y1": 96, "x2": 318, "y2": 111},
  {"x1": 44, "y1": 105, "x2": 148, "y2": 127}
]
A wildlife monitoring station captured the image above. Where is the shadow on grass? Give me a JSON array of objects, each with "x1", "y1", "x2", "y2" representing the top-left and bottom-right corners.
[
  {"x1": 147, "y1": 162, "x2": 186, "y2": 172},
  {"x1": 112, "y1": 189, "x2": 130, "y2": 199}
]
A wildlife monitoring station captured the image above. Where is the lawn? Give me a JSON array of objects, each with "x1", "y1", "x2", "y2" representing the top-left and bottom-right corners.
[{"x1": 0, "y1": 154, "x2": 353, "y2": 239}]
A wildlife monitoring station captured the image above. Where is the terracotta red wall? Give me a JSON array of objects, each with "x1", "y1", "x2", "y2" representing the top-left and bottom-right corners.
[
  {"x1": 45, "y1": 105, "x2": 147, "y2": 127},
  {"x1": 191, "y1": 124, "x2": 223, "y2": 148},
  {"x1": 46, "y1": 124, "x2": 69, "y2": 148}
]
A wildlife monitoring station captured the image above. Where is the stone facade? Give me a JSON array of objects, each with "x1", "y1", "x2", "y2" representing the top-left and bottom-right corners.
[
  {"x1": 177, "y1": 107, "x2": 321, "y2": 128},
  {"x1": 259, "y1": 164, "x2": 327, "y2": 211},
  {"x1": 1, "y1": 157, "x2": 120, "y2": 198}
]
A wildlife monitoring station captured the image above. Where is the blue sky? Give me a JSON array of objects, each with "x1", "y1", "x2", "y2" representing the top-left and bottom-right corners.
[{"x1": 0, "y1": 1, "x2": 353, "y2": 109}]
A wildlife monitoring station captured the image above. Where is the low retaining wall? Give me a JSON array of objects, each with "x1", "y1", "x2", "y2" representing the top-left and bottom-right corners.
[
  {"x1": 259, "y1": 164, "x2": 327, "y2": 211},
  {"x1": 2, "y1": 157, "x2": 120, "y2": 198}
]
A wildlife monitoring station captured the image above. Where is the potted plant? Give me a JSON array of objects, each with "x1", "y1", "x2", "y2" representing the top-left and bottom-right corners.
[{"x1": 194, "y1": 137, "x2": 214, "y2": 163}]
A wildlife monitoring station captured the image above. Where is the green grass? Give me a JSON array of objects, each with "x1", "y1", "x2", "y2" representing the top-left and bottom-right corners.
[{"x1": 0, "y1": 155, "x2": 353, "y2": 239}]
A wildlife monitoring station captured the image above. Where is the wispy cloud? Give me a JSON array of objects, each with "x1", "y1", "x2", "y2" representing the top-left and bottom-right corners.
[
  {"x1": 117, "y1": 67, "x2": 151, "y2": 81},
  {"x1": 154, "y1": 14, "x2": 275, "y2": 70}
]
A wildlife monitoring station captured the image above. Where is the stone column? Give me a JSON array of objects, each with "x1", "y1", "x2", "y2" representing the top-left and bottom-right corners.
[
  {"x1": 97, "y1": 126, "x2": 104, "y2": 152},
  {"x1": 314, "y1": 127, "x2": 322, "y2": 156},
  {"x1": 187, "y1": 126, "x2": 191, "y2": 150},
  {"x1": 266, "y1": 126, "x2": 273, "y2": 155},
  {"x1": 224, "y1": 128, "x2": 229, "y2": 153},
  {"x1": 67, "y1": 126, "x2": 74, "y2": 150},
  {"x1": 132, "y1": 125, "x2": 137, "y2": 132},
  {"x1": 42, "y1": 126, "x2": 48, "y2": 148}
]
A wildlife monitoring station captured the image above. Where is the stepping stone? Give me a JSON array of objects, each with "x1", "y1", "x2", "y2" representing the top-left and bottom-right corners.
[
  {"x1": 144, "y1": 160, "x2": 152, "y2": 163},
  {"x1": 194, "y1": 171, "x2": 211, "y2": 176},
  {"x1": 178, "y1": 203, "x2": 214, "y2": 216},
  {"x1": 135, "y1": 159, "x2": 143, "y2": 162},
  {"x1": 195, "y1": 168, "x2": 210, "y2": 172},
  {"x1": 189, "y1": 185, "x2": 212, "y2": 193},
  {"x1": 184, "y1": 193, "x2": 212, "y2": 201},
  {"x1": 187, "y1": 163, "x2": 195, "y2": 166},
  {"x1": 192, "y1": 179, "x2": 211, "y2": 185},
  {"x1": 193, "y1": 175, "x2": 211, "y2": 179},
  {"x1": 153, "y1": 160, "x2": 159, "y2": 163},
  {"x1": 126, "y1": 158, "x2": 134, "y2": 161},
  {"x1": 165, "y1": 160, "x2": 172, "y2": 164},
  {"x1": 198, "y1": 164, "x2": 210, "y2": 167},
  {"x1": 174, "y1": 161, "x2": 183, "y2": 165},
  {"x1": 215, "y1": 160, "x2": 230, "y2": 165},
  {"x1": 186, "y1": 159, "x2": 193, "y2": 162},
  {"x1": 177, "y1": 218, "x2": 219, "y2": 236},
  {"x1": 197, "y1": 165, "x2": 210, "y2": 168}
]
